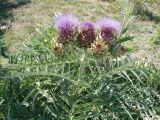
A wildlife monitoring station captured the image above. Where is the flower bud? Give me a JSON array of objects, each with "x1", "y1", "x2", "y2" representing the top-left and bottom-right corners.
[
  {"x1": 96, "y1": 18, "x2": 121, "y2": 45},
  {"x1": 54, "y1": 14, "x2": 78, "y2": 43},
  {"x1": 78, "y1": 22, "x2": 96, "y2": 47},
  {"x1": 110, "y1": 44, "x2": 126, "y2": 57},
  {"x1": 89, "y1": 39, "x2": 107, "y2": 55},
  {"x1": 52, "y1": 42, "x2": 63, "y2": 55}
]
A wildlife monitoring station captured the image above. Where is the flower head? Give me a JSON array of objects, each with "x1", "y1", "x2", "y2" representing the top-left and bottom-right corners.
[
  {"x1": 80, "y1": 22, "x2": 95, "y2": 31},
  {"x1": 89, "y1": 38, "x2": 107, "y2": 55},
  {"x1": 96, "y1": 18, "x2": 121, "y2": 45},
  {"x1": 78, "y1": 21, "x2": 96, "y2": 47},
  {"x1": 52, "y1": 42, "x2": 63, "y2": 55},
  {"x1": 54, "y1": 14, "x2": 78, "y2": 42}
]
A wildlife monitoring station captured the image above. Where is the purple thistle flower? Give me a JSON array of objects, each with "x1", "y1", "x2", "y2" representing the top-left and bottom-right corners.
[
  {"x1": 54, "y1": 14, "x2": 78, "y2": 42},
  {"x1": 78, "y1": 21, "x2": 96, "y2": 47},
  {"x1": 96, "y1": 18, "x2": 121, "y2": 45}
]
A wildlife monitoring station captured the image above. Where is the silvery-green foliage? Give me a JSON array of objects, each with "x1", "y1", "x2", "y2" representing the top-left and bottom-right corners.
[{"x1": 1, "y1": 28, "x2": 160, "y2": 119}]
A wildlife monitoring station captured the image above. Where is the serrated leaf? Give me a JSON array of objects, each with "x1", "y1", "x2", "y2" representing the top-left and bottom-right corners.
[{"x1": 117, "y1": 36, "x2": 134, "y2": 44}]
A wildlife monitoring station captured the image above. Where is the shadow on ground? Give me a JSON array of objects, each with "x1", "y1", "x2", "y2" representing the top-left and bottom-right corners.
[{"x1": 0, "y1": 0, "x2": 30, "y2": 57}]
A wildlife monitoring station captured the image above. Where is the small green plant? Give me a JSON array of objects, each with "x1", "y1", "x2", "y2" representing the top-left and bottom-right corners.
[
  {"x1": 151, "y1": 27, "x2": 160, "y2": 45},
  {"x1": 132, "y1": 0, "x2": 160, "y2": 22},
  {"x1": 0, "y1": 29, "x2": 8, "y2": 57}
]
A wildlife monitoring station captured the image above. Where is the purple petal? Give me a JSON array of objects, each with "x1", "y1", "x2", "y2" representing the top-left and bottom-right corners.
[
  {"x1": 54, "y1": 14, "x2": 78, "y2": 31},
  {"x1": 54, "y1": 13, "x2": 79, "y2": 41},
  {"x1": 80, "y1": 21, "x2": 95, "y2": 31},
  {"x1": 96, "y1": 18, "x2": 121, "y2": 32},
  {"x1": 96, "y1": 18, "x2": 121, "y2": 44},
  {"x1": 78, "y1": 21, "x2": 96, "y2": 46}
]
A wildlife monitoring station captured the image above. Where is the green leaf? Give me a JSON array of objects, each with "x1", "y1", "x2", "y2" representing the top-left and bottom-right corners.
[
  {"x1": 122, "y1": 27, "x2": 129, "y2": 34},
  {"x1": 117, "y1": 35, "x2": 134, "y2": 44}
]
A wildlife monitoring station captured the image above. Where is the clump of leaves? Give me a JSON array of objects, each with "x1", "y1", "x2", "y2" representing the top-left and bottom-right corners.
[
  {"x1": 0, "y1": 29, "x2": 8, "y2": 57},
  {"x1": 132, "y1": 0, "x2": 160, "y2": 22},
  {"x1": 152, "y1": 27, "x2": 160, "y2": 45},
  {"x1": 1, "y1": 43, "x2": 160, "y2": 119}
]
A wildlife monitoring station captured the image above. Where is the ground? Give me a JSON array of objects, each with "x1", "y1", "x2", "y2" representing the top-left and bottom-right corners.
[{"x1": 0, "y1": 0, "x2": 160, "y2": 67}]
